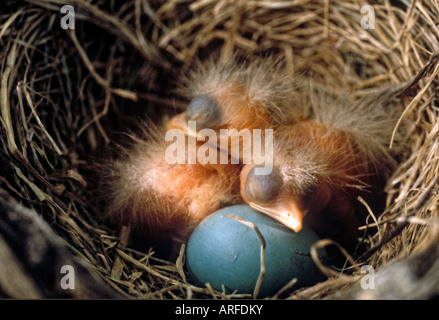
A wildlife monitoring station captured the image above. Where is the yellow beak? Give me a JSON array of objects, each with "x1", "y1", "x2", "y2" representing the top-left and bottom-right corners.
[{"x1": 248, "y1": 201, "x2": 304, "y2": 232}]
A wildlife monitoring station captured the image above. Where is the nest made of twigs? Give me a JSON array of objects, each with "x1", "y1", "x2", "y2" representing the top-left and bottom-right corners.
[{"x1": 0, "y1": 0, "x2": 438, "y2": 299}]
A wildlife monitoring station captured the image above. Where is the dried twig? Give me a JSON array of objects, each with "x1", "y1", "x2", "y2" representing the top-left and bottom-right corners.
[{"x1": 225, "y1": 214, "x2": 266, "y2": 299}]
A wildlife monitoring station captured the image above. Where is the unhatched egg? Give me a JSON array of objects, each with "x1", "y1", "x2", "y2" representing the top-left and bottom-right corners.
[{"x1": 186, "y1": 205, "x2": 327, "y2": 297}]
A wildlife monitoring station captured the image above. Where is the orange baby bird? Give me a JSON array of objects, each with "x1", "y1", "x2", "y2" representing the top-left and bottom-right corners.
[
  {"x1": 240, "y1": 84, "x2": 397, "y2": 240},
  {"x1": 102, "y1": 125, "x2": 241, "y2": 243}
]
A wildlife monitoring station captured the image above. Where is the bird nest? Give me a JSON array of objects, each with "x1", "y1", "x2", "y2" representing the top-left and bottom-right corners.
[{"x1": 0, "y1": 0, "x2": 438, "y2": 299}]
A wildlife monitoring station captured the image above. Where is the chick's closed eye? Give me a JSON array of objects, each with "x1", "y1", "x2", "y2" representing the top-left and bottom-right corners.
[
  {"x1": 245, "y1": 166, "x2": 283, "y2": 205},
  {"x1": 185, "y1": 95, "x2": 221, "y2": 129}
]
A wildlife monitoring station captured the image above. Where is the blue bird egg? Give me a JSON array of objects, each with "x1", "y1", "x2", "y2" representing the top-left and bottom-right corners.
[{"x1": 186, "y1": 205, "x2": 327, "y2": 297}]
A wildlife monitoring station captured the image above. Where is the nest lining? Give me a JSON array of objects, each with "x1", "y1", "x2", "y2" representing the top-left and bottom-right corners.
[{"x1": 0, "y1": 0, "x2": 438, "y2": 299}]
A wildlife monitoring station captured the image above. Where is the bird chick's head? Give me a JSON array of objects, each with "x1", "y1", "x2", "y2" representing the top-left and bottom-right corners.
[
  {"x1": 169, "y1": 58, "x2": 305, "y2": 136},
  {"x1": 239, "y1": 163, "x2": 308, "y2": 232},
  {"x1": 167, "y1": 82, "x2": 272, "y2": 138}
]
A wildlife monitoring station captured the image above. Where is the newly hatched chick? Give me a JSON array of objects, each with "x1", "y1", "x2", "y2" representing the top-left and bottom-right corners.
[
  {"x1": 240, "y1": 83, "x2": 398, "y2": 241},
  {"x1": 101, "y1": 125, "x2": 241, "y2": 243}
]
